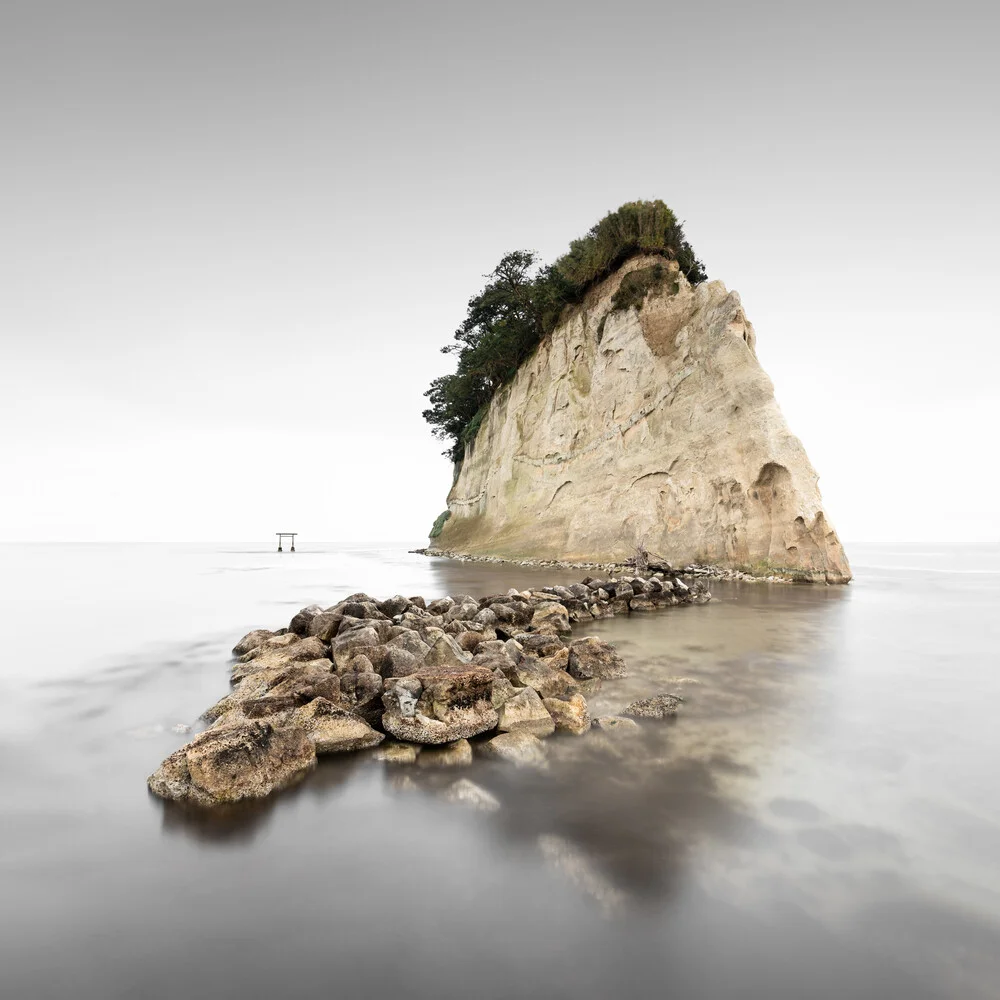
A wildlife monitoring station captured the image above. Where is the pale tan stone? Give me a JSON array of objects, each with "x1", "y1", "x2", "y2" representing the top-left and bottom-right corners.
[{"x1": 431, "y1": 257, "x2": 851, "y2": 583}]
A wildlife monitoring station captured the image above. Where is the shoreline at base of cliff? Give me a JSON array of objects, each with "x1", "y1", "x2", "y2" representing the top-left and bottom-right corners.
[{"x1": 412, "y1": 547, "x2": 823, "y2": 585}]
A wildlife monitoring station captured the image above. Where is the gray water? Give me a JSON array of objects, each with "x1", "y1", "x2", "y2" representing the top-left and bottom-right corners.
[{"x1": 1, "y1": 542, "x2": 999, "y2": 999}]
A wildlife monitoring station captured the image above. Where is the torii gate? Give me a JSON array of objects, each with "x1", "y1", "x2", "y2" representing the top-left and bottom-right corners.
[{"x1": 276, "y1": 533, "x2": 296, "y2": 552}]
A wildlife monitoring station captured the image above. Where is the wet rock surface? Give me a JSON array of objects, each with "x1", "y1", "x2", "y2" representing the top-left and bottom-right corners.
[
  {"x1": 148, "y1": 571, "x2": 710, "y2": 805},
  {"x1": 623, "y1": 694, "x2": 684, "y2": 719}
]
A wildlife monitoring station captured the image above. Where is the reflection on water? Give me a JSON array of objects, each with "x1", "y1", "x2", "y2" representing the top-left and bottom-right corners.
[{"x1": 1, "y1": 543, "x2": 1000, "y2": 998}]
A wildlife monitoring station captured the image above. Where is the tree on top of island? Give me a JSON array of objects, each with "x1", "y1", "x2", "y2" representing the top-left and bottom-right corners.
[{"x1": 423, "y1": 201, "x2": 707, "y2": 463}]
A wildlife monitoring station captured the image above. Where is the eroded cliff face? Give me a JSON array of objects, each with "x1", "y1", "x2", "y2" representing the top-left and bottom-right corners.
[{"x1": 431, "y1": 257, "x2": 851, "y2": 583}]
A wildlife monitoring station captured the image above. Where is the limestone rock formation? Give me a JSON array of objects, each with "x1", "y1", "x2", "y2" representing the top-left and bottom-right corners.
[{"x1": 430, "y1": 257, "x2": 851, "y2": 583}]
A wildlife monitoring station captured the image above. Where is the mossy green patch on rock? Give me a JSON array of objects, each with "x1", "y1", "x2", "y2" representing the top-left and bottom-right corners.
[{"x1": 429, "y1": 510, "x2": 452, "y2": 539}]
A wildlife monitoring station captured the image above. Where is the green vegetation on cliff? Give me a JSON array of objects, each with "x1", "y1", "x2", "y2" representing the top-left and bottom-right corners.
[
  {"x1": 428, "y1": 510, "x2": 452, "y2": 538},
  {"x1": 423, "y1": 201, "x2": 706, "y2": 461}
]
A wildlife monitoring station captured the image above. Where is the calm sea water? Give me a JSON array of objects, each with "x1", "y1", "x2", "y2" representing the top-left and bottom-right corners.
[{"x1": 1, "y1": 542, "x2": 998, "y2": 999}]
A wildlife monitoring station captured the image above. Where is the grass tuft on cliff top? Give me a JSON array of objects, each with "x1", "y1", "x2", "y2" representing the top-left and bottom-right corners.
[{"x1": 423, "y1": 200, "x2": 707, "y2": 462}]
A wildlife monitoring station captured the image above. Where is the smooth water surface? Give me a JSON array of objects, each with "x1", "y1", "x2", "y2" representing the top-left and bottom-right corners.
[{"x1": 1, "y1": 542, "x2": 998, "y2": 999}]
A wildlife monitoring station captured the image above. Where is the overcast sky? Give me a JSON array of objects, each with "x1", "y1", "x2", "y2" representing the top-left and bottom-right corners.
[{"x1": 2, "y1": 0, "x2": 997, "y2": 545}]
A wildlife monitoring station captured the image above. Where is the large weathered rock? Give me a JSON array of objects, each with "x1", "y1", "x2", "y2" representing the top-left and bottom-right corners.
[
  {"x1": 377, "y1": 595, "x2": 411, "y2": 618},
  {"x1": 381, "y1": 667, "x2": 498, "y2": 744},
  {"x1": 496, "y1": 687, "x2": 556, "y2": 737},
  {"x1": 543, "y1": 693, "x2": 591, "y2": 735},
  {"x1": 422, "y1": 631, "x2": 472, "y2": 669},
  {"x1": 507, "y1": 656, "x2": 577, "y2": 699},
  {"x1": 265, "y1": 663, "x2": 342, "y2": 704},
  {"x1": 331, "y1": 626, "x2": 380, "y2": 671},
  {"x1": 307, "y1": 611, "x2": 344, "y2": 641},
  {"x1": 232, "y1": 629, "x2": 275, "y2": 656},
  {"x1": 147, "y1": 721, "x2": 316, "y2": 806},
  {"x1": 429, "y1": 256, "x2": 851, "y2": 583},
  {"x1": 530, "y1": 601, "x2": 570, "y2": 634},
  {"x1": 490, "y1": 669, "x2": 518, "y2": 708},
  {"x1": 292, "y1": 698, "x2": 384, "y2": 753},
  {"x1": 289, "y1": 605, "x2": 324, "y2": 636},
  {"x1": 336, "y1": 669, "x2": 384, "y2": 724},
  {"x1": 567, "y1": 637, "x2": 628, "y2": 680},
  {"x1": 387, "y1": 629, "x2": 431, "y2": 661},
  {"x1": 235, "y1": 635, "x2": 329, "y2": 678}
]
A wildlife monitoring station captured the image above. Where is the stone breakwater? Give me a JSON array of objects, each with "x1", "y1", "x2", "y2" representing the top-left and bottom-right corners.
[{"x1": 148, "y1": 572, "x2": 711, "y2": 807}]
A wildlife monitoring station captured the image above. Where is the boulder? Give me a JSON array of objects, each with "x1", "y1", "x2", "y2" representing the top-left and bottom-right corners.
[
  {"x1": 337, "y1": 669, "x2": 384, "y2": 724},
  {"x1": 147, "y1": 721, "x2": 316, "y2": 806},
  {"x1": 331, "y1": 626, "x2": 380, "y2": 671},
  {"x1": 622, "y1": 694, "x2": 683, "y2": 719},
  {"x1": 546, "y1": 585, "x2": 576, "y2": 602},
  {"x1": 486, "y1": 602, "x2": 516, "y2": 625},
  {"x1": 266, "y1": 665, "x2": 342, "y2": 704},
  {"x1": 567, "y1": 637, "x2": 627, "y2": 680},
  {"x1": 530, "y1": 601, "x2": 570, "y2": 634},
  {"x1": 503, "y1": 638, "x2": 525, "y2": 663},
  {"x1": 232, "y1": 629, "x2": 275, "y2": 656},
  {"x1": 422, "y1": 631, "x2": 472, "y2": 669},
  {"x1": 444, "y1": 600, "x2": 480, "y2": 622},
  {"x1": 235, "y1": 635, "x2": 329, "y2": 677},
  {"x1": 456, "y1": 630, "x2": 485, "y2": 653},
  {"x1": 543, "y1": 694, "x2": 591, "y2": 735},
  {"x1": 473, "y1": 608, "x2": 498, "y2": 627},
  {"x1": 381, "y1": 667, "x2": 497, "y2": 744},
  {"x1": 379, "y1": 646, "x2": 421, "y2": 678},
  {"x1": 332, "y1": 600, "x2": 387, "y2": 620},
  {"x1": 377, "y1": 595, "x2": 411, "y2": 618},
  {"x1": 292, "y1": 698, "x2": 384, "y2": 753},
  {"x1": 241, "y1": 694, "x2": 302, "y2": 718},
  {"x1": 497, "y1": 687, "x2": 555, "y2": 738},
  {"x1": 479, "y1": 731, "x2": 547, "y2": 768},
  {"x1": 541, "y1": 646, "x2": 571, "y2": 673},
  {"x1": 515, "y1": 634, "x2": 566, "y2": 657},
  {"x1": 473, "y1": 639, "x2": 509, "y2": 660},
  {"x1": 387, "y1": 629, "x2": 431, "y2": 661},
  {"x1": 490, "y1": 669, "x2": 519, "y2": 708},
  {"x1": 629, "y1": 595, "x2": 658, "y2": 612},
  {"x1": 307, "y1": 611, "x2": 344, "y2": 641},
  {"x1": 426, "y1": 597, "x2": 454, "y2": 616},
  {"x1": 289, "y1": 605, "x2": 324, "y2": 636},
  {"x1": 508, "y1": 656, "x2": 577, "y2": 699}
]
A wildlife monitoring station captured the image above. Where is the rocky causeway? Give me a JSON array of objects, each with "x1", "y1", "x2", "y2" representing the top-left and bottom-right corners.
[{"x1": 148, "y1": 572, "x2": 708, "y2": 807}]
